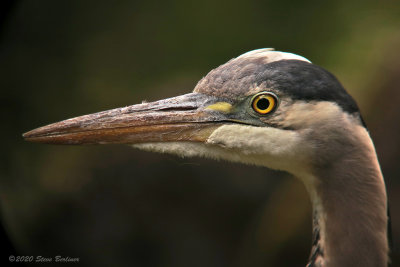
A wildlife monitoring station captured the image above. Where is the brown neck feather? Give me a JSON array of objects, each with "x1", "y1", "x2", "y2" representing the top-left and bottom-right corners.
[{"x1": 305, "y1": 126, "x2": 389, "y2": 267}]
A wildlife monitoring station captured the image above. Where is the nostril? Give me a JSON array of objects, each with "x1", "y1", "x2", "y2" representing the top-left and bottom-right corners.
[{"x1": 158, "y1": 106, "x2": 198, "y2": 111}]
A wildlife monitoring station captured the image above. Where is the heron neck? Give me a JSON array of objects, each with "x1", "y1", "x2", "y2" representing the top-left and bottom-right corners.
[{"x1": 303, "y1": 132, "x2": 388, "y2": 267}]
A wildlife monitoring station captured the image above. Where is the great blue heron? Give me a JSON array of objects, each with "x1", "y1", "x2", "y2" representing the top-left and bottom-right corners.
[{"x1": 23, "y1": 49, "x2": 390, "y2": 267}]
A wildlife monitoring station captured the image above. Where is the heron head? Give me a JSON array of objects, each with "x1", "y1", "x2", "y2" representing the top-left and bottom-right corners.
[{"x1": 23, "y1": 49, "x2": 365, "y2": 174}]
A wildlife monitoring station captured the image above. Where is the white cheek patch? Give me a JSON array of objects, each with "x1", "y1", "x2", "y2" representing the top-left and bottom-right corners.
[
  {"x1": 281, "y1": 101, "x2": 344, "y2": 129},
  {"x1": 134, "y1": 124, "x2": 313, "y2": 175},
  {"x1": 206, "y1": 124, "x2": 312, "y2": 173}
]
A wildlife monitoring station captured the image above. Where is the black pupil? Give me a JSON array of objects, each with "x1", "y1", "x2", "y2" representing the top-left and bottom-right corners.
[{"x1": 256, "y1": 97, "x2": 270, "y2": 110}]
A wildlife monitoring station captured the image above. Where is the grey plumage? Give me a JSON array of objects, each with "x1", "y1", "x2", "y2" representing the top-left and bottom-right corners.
[
  {"x1": 195, "y1": 55, "x2": 360, "y2": 114},
  {"x1": 24, "y1": 49, "x2": 390, "y2": 267}
]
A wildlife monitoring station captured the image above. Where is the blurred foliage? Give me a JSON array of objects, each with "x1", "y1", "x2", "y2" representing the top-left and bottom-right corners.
[{"x1": 1, "y1": 0, "x2": 400, "y2": 266}]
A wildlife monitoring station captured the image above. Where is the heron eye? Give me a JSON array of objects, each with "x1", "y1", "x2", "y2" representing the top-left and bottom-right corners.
[{"x1": 251, "y1": 93, "x2": 278, "y2": 115}]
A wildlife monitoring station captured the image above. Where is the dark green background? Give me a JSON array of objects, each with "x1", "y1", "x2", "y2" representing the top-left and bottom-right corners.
[{"x1": 1, "y1": 0, "x2": 400, "y2": 266}]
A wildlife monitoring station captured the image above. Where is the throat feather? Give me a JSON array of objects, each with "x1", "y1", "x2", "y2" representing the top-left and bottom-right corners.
[{"x1": 307, "y1": 210, "x2": 324, "y2": 267}]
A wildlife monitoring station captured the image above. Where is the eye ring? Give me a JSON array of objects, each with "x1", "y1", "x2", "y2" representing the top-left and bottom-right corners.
[{"x1": 251, "y1": 92, "x2": 278, "y2": 115}]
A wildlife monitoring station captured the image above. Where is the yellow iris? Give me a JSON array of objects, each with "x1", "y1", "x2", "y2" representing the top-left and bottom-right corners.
[{"x1": 251, "y1": 93, "x2": 277, "y2": 115}]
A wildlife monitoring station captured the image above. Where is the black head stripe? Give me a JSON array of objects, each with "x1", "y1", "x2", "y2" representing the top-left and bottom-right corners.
[
  {"x1": 195, "y1": 58, "x2": 361, "y2": 115},
  {"x1": 263, "y1": 60, "x2": 360, "y2": 114}
]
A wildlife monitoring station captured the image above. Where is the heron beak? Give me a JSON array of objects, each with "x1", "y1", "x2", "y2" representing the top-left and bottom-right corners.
[{"x1": 23, "y1": 93, "x2": 230, "y2": 145}]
